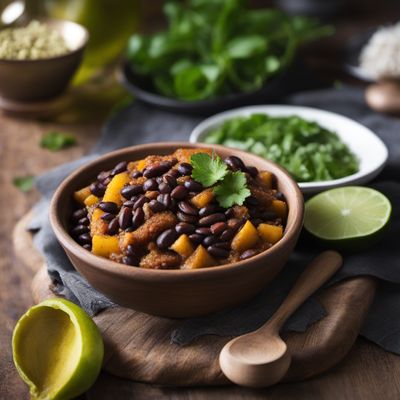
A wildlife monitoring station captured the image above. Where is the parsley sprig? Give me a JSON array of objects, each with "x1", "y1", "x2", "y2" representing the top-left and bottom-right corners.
[{"x1": 190, "y1": 153, "x2": 250, "y2": 208}]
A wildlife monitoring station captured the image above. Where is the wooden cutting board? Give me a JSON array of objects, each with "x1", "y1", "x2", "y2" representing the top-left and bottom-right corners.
[{"x1": 13, "y1": 212, "x2": 376, "y2": 386}]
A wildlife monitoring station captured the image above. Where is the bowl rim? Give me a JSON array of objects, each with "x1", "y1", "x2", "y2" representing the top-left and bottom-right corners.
[
  {"x1": 189, "y1": 104, "x2": 389, "y2": 192},
  {"x1": 0, "y1": 18, "x2": 89, "y2": 64},
  {"x1": 50, "y1": 142, "x2": 304, "y2": 281}
]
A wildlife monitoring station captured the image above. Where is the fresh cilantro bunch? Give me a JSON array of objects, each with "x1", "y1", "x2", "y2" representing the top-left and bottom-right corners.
[
  {"x1": 40, "y1": 131, "x2": 76, "y2": 151},
  {"x1": 126, "y1": 0, "x2": 332, "y2": 101},
  {"x1": 190, "y1": 153, "x2": 250, "y2": 208}
]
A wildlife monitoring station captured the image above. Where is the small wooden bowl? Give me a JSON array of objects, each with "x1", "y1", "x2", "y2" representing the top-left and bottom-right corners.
[
  {"x1": 50, "y1": 143, "x2": 304, "y2": 318},
  {"x1": 0, "y1": 19, "x2": 88, "y2": 102}
]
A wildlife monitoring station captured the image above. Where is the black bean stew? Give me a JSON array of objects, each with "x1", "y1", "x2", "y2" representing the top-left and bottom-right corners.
[{"x1": 70, "y1": 148, "x2": 287, "y2": 269}]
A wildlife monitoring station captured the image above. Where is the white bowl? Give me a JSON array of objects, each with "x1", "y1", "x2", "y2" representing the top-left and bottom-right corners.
[{"x1": 189, "y1": 105, "x2": 388, "y2": 194}]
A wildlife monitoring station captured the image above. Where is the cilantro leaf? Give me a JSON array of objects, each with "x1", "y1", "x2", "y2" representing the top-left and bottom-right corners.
[
  {"x1": 213, "y1": 171, "x2": 250, "y2": 208},
  {"x1": 40, "y1": 131, "x2": 76, "y2": 151},
  {"x1": 190, "y1": 152, "x2": 228, "y2": 187},
  {"x1": 13, "y1": 176, "x2": 35, "y2": 192}
]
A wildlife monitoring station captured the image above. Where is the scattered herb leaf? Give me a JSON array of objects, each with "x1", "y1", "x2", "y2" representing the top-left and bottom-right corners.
[
  {"x1": 13, "y1": 176, "x2": 35, "y2": 192},
  {"x1": 190, "y1": 152, "x2": 228, "y2": 187},
  {"x1": 40, "y1": 131, "x2": 77, "y2": 151},
  {"x1": 213, "y1": 171, "x2": 251, "y2": 208},
  {"x1": 190, "y1": 152, "x2": 250, "y2": 207}
]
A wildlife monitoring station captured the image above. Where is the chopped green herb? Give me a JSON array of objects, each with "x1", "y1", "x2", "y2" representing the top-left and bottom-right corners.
[
  {"x1": 190, "y1": 152, "x2": 250, "y2": 207},
  {"x1": 213, "y1": 171, "x2": 251, "y2": 208},
  {"x1": 203, "y1": 114, "x2": 359, "y2": 182},
  {"x1": 40, "y1": 131, "x2": 77, "y2": 151},
  {"x1": 190, "y1": 152, "x2": 228, "y2": 187},
  {"x1": 13, "y1": 176, "x2": 35, "y2": 192},
  {"x1": 126, "y1": 0, "x2": 332, "y2": 101}
]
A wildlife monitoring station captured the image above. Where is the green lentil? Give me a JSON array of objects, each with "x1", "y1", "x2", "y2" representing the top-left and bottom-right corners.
[{"x1": 0, "y1": 20, "x2": 69, "y2": 60}]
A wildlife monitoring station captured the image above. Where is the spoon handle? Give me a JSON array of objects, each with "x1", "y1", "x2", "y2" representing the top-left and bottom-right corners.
[{"x1": 262, "y1": 251, "x2": 342, "y2": 333}]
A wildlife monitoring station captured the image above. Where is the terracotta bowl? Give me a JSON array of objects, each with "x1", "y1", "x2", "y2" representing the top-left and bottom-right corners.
[
  {"x1": 50, "y1": 142, "x2": 304, "y2": 318},
  {"x1": 0, "y1": 19, "x2": 88, "y2": 101}
]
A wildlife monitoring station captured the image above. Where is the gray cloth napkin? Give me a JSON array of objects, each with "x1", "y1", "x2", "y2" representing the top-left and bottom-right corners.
[{"x1": 29, "y1": 85, "x2": 400, "y2": 353}]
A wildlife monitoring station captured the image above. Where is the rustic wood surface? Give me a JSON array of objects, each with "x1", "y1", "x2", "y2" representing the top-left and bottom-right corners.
[
  {"x1": 13, "y1": 219, "x2": 375, "y2": 386},
  {"x1": 2, "y1": 1, "x2": 400, "y2": 398}
]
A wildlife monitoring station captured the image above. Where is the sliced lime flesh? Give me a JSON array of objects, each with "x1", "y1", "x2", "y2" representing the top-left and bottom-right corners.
[{"x1": 304, "y1": 186, "x2": 391, "y2": 241}]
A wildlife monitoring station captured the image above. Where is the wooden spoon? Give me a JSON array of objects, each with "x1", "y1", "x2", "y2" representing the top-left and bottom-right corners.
[{"x1": 219, "y1": 250, "x2": 343, "y2": 388}]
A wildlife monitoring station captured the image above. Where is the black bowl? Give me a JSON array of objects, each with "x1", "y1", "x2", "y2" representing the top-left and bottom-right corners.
[{"x1": 120, "y1": 61, "x2": 292, "y2": 116}]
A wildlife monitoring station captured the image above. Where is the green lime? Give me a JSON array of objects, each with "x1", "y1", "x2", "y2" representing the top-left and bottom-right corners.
[
  {"x1": 12, "y1": 298, "x2": 103, "y2": 400},
  {"x1": 304, "y1": 186, "x2": 391, "y2": 248}
]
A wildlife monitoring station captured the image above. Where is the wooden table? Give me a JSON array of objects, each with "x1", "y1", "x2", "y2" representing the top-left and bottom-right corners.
[{"x1": 2, "y1": 1, "x2": 400, "y2": 398}]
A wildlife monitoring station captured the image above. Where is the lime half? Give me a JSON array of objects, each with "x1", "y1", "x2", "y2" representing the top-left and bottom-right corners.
[
  {"x1": 12, "y1": 298, "x2": 103, "y2": 400},
  {"x1": 304, "y1": 187, "x2": 391, "y2": 247}
]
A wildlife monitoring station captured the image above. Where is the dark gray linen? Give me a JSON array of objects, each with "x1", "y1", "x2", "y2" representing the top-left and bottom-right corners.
[{"x1": 29, "y1": 86, "x2": 400, "y2": 353}]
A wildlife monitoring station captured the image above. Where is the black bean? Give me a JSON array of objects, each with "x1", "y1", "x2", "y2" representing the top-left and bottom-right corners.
[
  {"x1": 199, "y1": 205, "x2": 221, "y2": 218},
  {"x1": 143, "y1": 162, "x2": 171, "y2": 178},
  {"x1": 78, "y1": 217, "x2": 90, "y2": 226},
  {"x1": 78, "y1": 233, "x2": 92, "y2": 245},
  {"x1": 171, "y1": 185, "x2": 188, "y2": 200},
  {"x1": 125, "y1": 227, "x2": 134, "y2": 232},
  {"x1": 169, "y1": 168, "x2": 180, "y2": 178},
  {"x1": 107, "y1": 218, "x2": 119, "y2": 235},
  {"x1": 189, "y1": 234, "x2": 204, "y2": 244},
  {"x1": 101, "y1": 212, "x2": 115, "y2": 222},
  {"x1": 156, "y1": 176, "x2": 163, "y2": 184},
  {"x1": 72, "y1": 225, "x2": 89, "y2": 236},
  {"x1": 210, "y1": 222, "x2": 227, "y2": 235},
  {"x1": 224, "y1": 208, "x2": 235, "y2": 218},
  {"x1": 90, "y1": 182, "x2": 106, "y2": 197},
  {"x1": 220, "y1": 228, "x2": 235, "y2": 242},
  {"x1": 156, "y1": 228, "x2": 178, "y2": 249},
  {"x1": 157, "y1": 193, "x2": 174, "y2": 209},
  {"x1": 72, "y1": 208, "x2": 87, "y2": 221},
  {"x1": 178, "y1": 201, "x2": 197, "y2": 215},
  {"x1": 83, "y1": 244, "x2": 91, "y2": 251},
  {"x1": 133, "y1": 195, "x2": 149, "y2": 210},
  {"x1": 143, "y1": 178, "x2": 158, "y2": 191},
  {"x1": 225, "y1": 156, "x2": 245, "y2": 171},
  {"x1": 240, "y1": 249, "x2": 259, "y2": 260},
  {"x1": 214, "y1": 242, "x2": 230, "y2": 250},
  {"x1": 103, "y1": 177, "x2": 112, "y2": 186},
  {"x1": 199, "y1": 213, "x2": 226, "y2": 226},
  {"x1": 97, "y1": 170, "x2": 111, "y2": 182},
  {"x1": 261, "y1": 211, "x2": 278, "y2": 220},
  {"x1": 207, "y1": 245, "x2": 229, "y2": 258},
  {"x1": 183, "y1": 179, "x2": 202, "y2": 192},
  {"x1": 121, "y1": 184, "x2": 143, "y2": 199},
  {"x1": 196, "y1": 227, "x2": 211, "y2": 236},
  {"x1": 163, "y1": 173, "x2": 177, "y2": 187},
  {"x1": 148, "y1": 199, "x2": 166, "y2": 213},
  {"x1": 246, "y1": 165, "x2": 258, "y2": 178},
  {"x1": 159, "y1": 182, "x2": 172, "y2": 194},
  {"x1": 176, "y1": 222, "x2": 196, "y2": 235},
  {"x1": 98, "y1": 201, "x2": 118, "y2": 214},
  {"x1": 118, "y1": 207, "x2": 132, "y2": 230},
  {"x1": 122, "y1": 255, "x2": 139, "y2": 266},
  {"x1": 111, "y1": 161, "x2": 128, "y2": 175},
  {"x1": 123, "y1": 200, "x2": 135, "y2": 208},
  {"x1": 131, "y1": 171, "x2": 142, "y2": 178},
  {"x1": 132, "y1": 207, "x2": 144, "y2": 228},
  {"x1": 126, "y1": 245, "x2": 136, "y2": 256},
  {"x1": 246, "y1": 196, "x2": 259, "y2": 206},
  {"x1": 177, "y1": 211, "x2": 197, "y2": 224},
  {"x1": 203, "y1": 236, "x2": 218, "y2": 246},
  {"x1": 178, "y1": 163, "x2": 193, "y2": 175},
  {"x1": 275, "y1": 192, "x2": 285, "y2": 201}
]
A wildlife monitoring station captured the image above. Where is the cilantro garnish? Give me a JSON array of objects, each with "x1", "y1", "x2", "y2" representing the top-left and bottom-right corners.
[
  {"x1": 190, "y1": 153, "x2": 250, "y2": 208},
  {"x1": 191, "y1": 152, "x2": 228, "y2": 187},
  {"x1": 213, "y1": 171, "x2": 251, "y2": 208},
  {"x1": 40, "y1": 131, "x2": 77, "y2": 151},
  {"x1": 13, "y1": 176, "x2": 35, "y2": 192}
]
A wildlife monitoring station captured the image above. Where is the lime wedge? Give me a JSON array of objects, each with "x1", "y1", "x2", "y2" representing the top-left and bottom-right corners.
[
  {"x1": 304, "y1": 187, "x2": 391, "y2": 247},
  {"x1": 12, "y1": 298, "x2": 103, "y2": 400}
]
